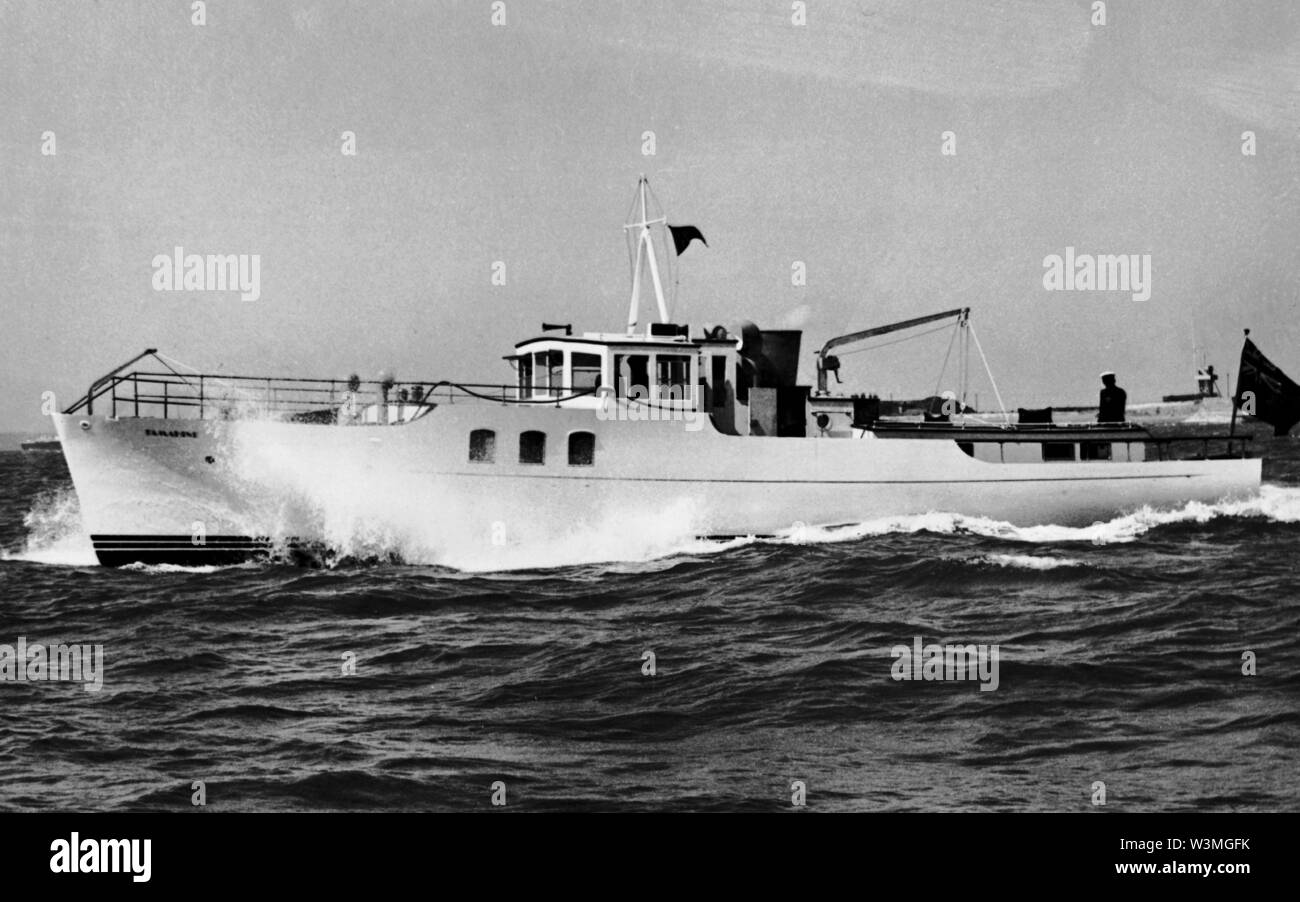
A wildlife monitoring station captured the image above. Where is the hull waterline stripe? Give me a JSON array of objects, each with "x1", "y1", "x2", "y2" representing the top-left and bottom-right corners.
[{"x1": 90, "y1": 537, "x2": 284, "y2": 543}]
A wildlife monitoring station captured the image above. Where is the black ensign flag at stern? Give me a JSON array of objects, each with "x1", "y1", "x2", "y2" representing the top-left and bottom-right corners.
[{"x1": 1235, "y1": 334, "x2": 1300, "y2": 437}]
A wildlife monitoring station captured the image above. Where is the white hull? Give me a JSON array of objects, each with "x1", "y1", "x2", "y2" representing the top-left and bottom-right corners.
[{"x1": 53, "y1": 408, "x2": 1261, "y2": 567}]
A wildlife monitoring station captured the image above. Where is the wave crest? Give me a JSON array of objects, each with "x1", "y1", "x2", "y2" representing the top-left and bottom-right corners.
[
  {"x1": 1, "y1": 486, "x2": 96, "y2": 566},
  {"x1": 767, "y1": 484, "x2": 1300, "y2": 549},
  {"x1": 9, "y1": 483, "x2": 1299, "y2": 572}
]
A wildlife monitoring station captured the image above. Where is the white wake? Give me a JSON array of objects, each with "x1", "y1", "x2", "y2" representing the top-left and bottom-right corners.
[
  {"x1": 1, "y1": 486, "x2": 97, "y2": 567},
  {"x1": 7, "y1": 482, "x2": 1299, "y2": 573}
]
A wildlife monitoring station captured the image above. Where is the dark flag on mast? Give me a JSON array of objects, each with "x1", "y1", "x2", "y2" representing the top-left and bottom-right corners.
[
  {"x1": 667, "y1": 224, "x2": 707, "y2": 256},
  {"x1": 1234, "y1": 331, "x2": 1300, "y2": 436}
]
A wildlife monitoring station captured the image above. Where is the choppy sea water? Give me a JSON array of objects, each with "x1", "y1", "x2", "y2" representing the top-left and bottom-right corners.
[{"x1": 1, "y1": 427, "x2": 1297, "y2": 812}]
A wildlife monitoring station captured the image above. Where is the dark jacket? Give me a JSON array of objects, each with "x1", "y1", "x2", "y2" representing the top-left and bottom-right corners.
[{"x1": 1098, "y1": 385, "x2": 1127, "y2": 422}]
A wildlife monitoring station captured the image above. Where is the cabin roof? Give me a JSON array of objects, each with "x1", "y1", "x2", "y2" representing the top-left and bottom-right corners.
[{"x1": 512, "y1": 332, "x2": 736, "y2": 352}]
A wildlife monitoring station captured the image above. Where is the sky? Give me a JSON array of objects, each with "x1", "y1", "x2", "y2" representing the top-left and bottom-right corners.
[{"x1": 2, "y1": 0, "x2": 1298, "y2": 431}]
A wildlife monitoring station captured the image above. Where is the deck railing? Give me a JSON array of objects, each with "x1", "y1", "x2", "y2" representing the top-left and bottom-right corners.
[{"x1": 62, "y1": 352, "x2": 596, "y2": 423}]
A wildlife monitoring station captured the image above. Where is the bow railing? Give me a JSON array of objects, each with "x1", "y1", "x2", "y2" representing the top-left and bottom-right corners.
[{"x1": 62, "y1": 351, "x2": 596, "y2": 423}]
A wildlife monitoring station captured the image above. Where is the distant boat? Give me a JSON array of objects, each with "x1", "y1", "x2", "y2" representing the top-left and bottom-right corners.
[
  {"x1": 1148, "y1": 358, "x2": 1235, "y2": 425},
  {"x1": 1126, "y1": 368, "x2": 1234, "y2": 426},
  {"x1": 20, "y1": 436, "x2": 62, "y2": 453}
]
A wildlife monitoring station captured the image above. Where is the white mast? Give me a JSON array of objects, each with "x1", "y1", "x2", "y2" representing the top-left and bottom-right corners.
[{"x1": 624, "y1": 175, "x2": 670, "y2": 334}]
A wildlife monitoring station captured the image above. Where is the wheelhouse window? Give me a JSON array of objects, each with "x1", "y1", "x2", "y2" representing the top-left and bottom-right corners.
[
  {"x1": 615, "y1": 354, "x2": 650, "y2": 400},
  {"x1": 517, "y1": 356, "x2": 533, "y2": 398},
  {"x1": 571, "y1": 352, "x2": 602, "y2": 392},
  {"x1": 531, "y1": 350, "x2": 563, "y2": 398},
  {"x1": 469, "y1": 429, "x2": 496, "y2": 463},
  {"x1": 519, "y1": 430, "x2": 546, "y2": 464},
  {"x1": 568, "y1": 431, "x2": 595, "y2": 466},
  {"x1": 1042, "y1": 442, "x2": 1076, "y2": 462},
  {"x1": 547, "y1": 351, "x2": 564, "y2": 396},
  {"x1": 656, "y1": 354, "x2": 692, "y2": 402}
]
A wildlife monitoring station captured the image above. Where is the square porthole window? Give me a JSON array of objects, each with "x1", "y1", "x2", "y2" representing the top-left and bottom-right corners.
[
  {"x1": 568, "y1": 431, "x2": 595, "y2": 466},
  {"x1": 469, "y1": 429, "x2": 495, "y2": 463},
  {"x1": 520, "y1": 430, "x2": 546, "y2": 464}
]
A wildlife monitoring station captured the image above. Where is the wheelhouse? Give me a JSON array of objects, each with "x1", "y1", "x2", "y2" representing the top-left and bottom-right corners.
[{"x1": 504, "y1": 319, "x2": 810, "y2": 438}]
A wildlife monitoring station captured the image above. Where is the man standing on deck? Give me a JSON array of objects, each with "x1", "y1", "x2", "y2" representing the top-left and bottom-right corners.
[{"x1": 1098, "y1": 371, "x2": 1127, "y2": 423}]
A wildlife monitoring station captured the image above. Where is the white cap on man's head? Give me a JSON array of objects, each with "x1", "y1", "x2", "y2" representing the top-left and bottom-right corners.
[{"x1": 1099, "y1": 370, "x2": 1115, "y2": 378}]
